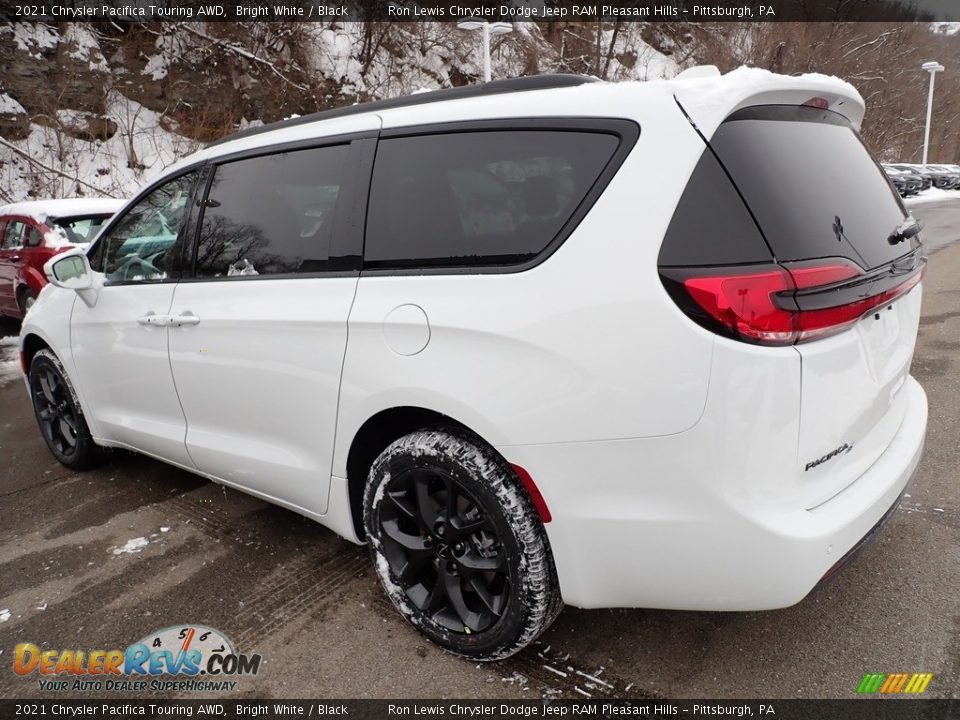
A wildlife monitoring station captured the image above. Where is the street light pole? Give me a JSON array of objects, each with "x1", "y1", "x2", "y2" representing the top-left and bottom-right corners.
[
  {"x1": 481, "y1": 22, "x2": 491, "y2": 83},
  {"x1": 921, "y1": 61, "x2": 944, "y2": 165},
  {"x1": 457, "y1": 19, "x2": 513, "y2": 83}
]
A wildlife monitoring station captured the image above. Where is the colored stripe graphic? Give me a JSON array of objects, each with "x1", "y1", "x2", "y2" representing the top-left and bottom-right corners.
[
  {"x1": 904, "y1": 673, "x2": 934, "y2": 694},
  {"x1": 858, "y1": 672, "x2": 932, "y2": 695},
  {"x1": 857, "y1": 673, "x2": 886, "y2": 694}
]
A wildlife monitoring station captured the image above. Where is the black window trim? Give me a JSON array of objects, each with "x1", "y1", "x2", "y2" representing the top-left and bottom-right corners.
[
  {"x1": 361, "y1": 117, "x2": 640, "y2": 277},
  {"x1": 177, "y1": 130, "x2": 377, "y2": 284},
  {"x1": 88, "y1": 164, "x2": 205, "y2": 287}
]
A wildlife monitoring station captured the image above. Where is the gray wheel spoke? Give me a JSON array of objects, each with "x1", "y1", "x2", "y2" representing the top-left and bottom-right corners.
[
  {"x1": 39, "y1": 372, "x2": 57, "y2": 404},
  {"x1": 382, "y1": 518, "x2": 428, "y2": 552},
  {"x1": 59, "y1": 417, "x2": 77, "y2": 446},
  {"x1": 422, "y1": 572, "x2": 446, "y2": 614},
  {"x1": 444, "y1": 572, "x2": 482, "y2": 631},
  {"x1": 448, "y1": 517, "x2": 489, "y2": 540},
  {"x1": 464, "y1": 573, "x2": 504, "y2": 616},
  {"x1": 445, "y1": 478, "x2": 459, "y2": 520},
  {"x1": 458, "y1": 549, "x2": 504, "y2": 573},
  {"x1": 413, "y1": 471, "x2": 440, "y2": 528}
]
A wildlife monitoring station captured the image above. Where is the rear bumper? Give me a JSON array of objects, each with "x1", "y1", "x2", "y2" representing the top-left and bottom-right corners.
[{"x1": 499, "y1": 375, "x2": 927, "y2": 610}]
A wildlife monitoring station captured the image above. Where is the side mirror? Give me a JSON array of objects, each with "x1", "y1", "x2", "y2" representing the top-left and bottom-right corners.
[
  {"x1": 46, "y1": 250, "x2": 93, "y2": 290},
  {"x1": 44, "y1": 249, "x2": 102, "y2": 307}
]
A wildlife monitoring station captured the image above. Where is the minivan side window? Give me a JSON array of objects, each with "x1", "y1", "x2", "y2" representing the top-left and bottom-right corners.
[
  {"x1": 195, "y1": 144, "x2": 350, "y2": 278},
  {"x1": 91, "y1": 170, "x2": 199, "y2": 284},
  {"x1": 364, "y1": 130, "x2": 620, "y2": 269}
]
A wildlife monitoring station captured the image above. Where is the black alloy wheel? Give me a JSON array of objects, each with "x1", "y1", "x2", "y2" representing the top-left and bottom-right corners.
[
  {"x1": 29, "y1": 349, "x2": 103, "y2": 470},
  {"x1": 33, "y1": 362, "x2": 80, "y2": 457},
  {"x1": 378, "y1": 467, "x2": 509, "y2": 634},
  {"x1": 364, "y1": 428, "x2": 562, "y2": 660}
]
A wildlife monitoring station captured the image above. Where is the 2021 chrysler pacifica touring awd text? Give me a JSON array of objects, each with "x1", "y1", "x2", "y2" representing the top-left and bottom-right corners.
[{"x1": 19, "y1": 67, "x2": 927, "y2": 660}]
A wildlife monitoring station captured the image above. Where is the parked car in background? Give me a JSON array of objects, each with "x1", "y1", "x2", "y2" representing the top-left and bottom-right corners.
[
  {"x1": 0, "y1": 198, "x2": 123, "y2": 319},
  {"x1": 882, "y1": 165, "x2": 921, "y2": 197},
  {"x1": 943, "y1": 164, "x2": 960, "y2": 179},
  {"x1": 19, "y1": 69, "x2": 927, "y2": 660},
  {"x1": 890, "y1": 164, "x2": 933, "y2": 191},
  {"x1": 919, "y1": 164, "x2": 960, "y2": 189}
]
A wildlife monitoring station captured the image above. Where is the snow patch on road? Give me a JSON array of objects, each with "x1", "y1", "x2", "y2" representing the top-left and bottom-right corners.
[
  {"x1": 111, "y1": 537, "x2": 150, "y2": 555},
  {"x1": 904, "y1": 188, "x2": 960, "y2": 206},
  {"x1": 0, "y1": 609, "x2": 11, "y2": 622},
  {"x1": 0, "y1": 338, "x2": 21, "y2": 388}
]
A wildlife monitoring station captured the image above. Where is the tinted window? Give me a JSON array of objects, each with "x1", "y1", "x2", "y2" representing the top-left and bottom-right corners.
[
  {"x1": 365, "y1": 130, "x2": 619, "y2": 269},
  {"x1": 196, "y1": 144, "x2": 349, "y2": 278},
  {"x1": 710, "y1": 106, "x2": 912, "y2": 270},
  {"x1": 92, "y1": 171, "x2": 198, "y2": 283},
  {"x1": 658, "y1": 149, "x2": 772, "y2": 267}
]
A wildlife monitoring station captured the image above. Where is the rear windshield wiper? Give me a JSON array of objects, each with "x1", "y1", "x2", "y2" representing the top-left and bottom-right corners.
[{"x1": 888, "y1": 216, "x2": 922, "y2": 246}]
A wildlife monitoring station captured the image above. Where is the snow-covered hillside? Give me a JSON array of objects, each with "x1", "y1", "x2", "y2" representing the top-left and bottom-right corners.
[{"x1": 0, "y1": 22, "x2": 679, "y2": 203}]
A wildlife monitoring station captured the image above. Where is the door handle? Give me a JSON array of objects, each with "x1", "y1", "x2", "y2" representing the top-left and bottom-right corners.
[
  {"x1": 169, "y1": 314, "x2": 200, "y2": 327},
  {"x1": 137, "y1": 313, "x2": 200, "y2": 327},
  {"x1": 137, "y1": 312, "x2": 167, "y2": 326},
  {"x1": 9, "y1": 255, "x2": 19, "y2": 263}
]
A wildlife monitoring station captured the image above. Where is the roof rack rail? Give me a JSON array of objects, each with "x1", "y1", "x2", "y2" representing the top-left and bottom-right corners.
[{"x1": 207, "y1": 74, "x2": 599, "y2": 148}]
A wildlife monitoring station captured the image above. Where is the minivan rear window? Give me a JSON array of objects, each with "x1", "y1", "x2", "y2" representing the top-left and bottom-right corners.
[
  {"x1": 364, "y1": 130, "x2": 620, "y2": 269},
  {"x1": 708, "y1": 106, "x2": 912, "y2": 271}
]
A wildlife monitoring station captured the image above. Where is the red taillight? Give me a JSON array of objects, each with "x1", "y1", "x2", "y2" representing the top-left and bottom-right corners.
[
  {"x1": 796, "y1": 271, "x2": 922, "y2": 342},
  {"x1": 679, "y1": 260, "x2": 920, "y2": 346},
  {"x1": 684, "y1": 269, "x2": 798, "y2": 345},
  {"x1": 803, "y1": 97, "x2": 831, "y2": 109}
]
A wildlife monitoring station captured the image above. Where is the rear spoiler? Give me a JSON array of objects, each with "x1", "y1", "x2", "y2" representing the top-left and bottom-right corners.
[{"x1": 668, "y1": 66, "x2": 865, "y2": 138}]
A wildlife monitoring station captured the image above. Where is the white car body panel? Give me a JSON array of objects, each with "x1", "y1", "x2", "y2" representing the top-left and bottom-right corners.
[
  {"x1": 793, "y1": 287, "x2": 922, "y2": 508},
  {"x1": 168, "y1": 277, "x2": 359, "y2": 515},
  {"x1": 70, "y1": 282, "x2": 195, "y2": 467}
]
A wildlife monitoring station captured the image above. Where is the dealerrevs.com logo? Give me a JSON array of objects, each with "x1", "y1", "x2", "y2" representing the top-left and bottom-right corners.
[{"x1": 13, "y1": 625, "x2": 261, "y2": 693}]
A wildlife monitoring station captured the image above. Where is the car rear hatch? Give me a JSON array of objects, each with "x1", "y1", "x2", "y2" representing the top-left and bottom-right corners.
[{"x1": 673, "y1": 72, "x2": 925, "y2": 508}]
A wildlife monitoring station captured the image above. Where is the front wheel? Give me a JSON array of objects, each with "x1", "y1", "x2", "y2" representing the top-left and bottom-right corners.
[
  {"x1": 363, "y1": 428, "x2": 562, "y2": 660},
  {"x1": 29, "y1": 349, "x2": 104, "y2": 471}
]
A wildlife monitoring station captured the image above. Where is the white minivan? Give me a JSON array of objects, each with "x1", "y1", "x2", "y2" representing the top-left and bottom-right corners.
[{"x1": 21, "y1": 68, "x2": 927, "y2": 660}]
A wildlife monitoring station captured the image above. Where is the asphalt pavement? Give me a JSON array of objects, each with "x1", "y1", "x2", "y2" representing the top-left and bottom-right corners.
[{"x1": 0, "y1": 202, "x2": 958, "y2": 700}]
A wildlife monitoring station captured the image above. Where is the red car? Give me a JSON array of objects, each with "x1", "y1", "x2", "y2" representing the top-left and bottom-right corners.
[{"x1": 0, "y1": 198, "x2": 123, "y2": 319}]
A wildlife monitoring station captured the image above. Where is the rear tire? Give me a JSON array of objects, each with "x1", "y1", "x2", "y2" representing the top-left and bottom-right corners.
[
  {"x1": 29, "y1": 349, "x2": 104, "y2": 471},
  {"x1": 363, "y1": 428, "x2": 562, "y2": 661}
]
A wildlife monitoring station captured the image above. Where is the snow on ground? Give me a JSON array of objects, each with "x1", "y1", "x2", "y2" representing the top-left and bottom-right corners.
[
  {"x1": 0, "y1": 93, "x2": 25, "y2": 115},
  {"x1": 9, "y1": 23, "x2": 58, "y2": 56},
  {"x1": 111, "y1": 537, "x2": 150, "y2": 555},
  {"x1": 0, "y1": 91, "x2": 201, "y2": 202},
  {"x1": 0, "y1": 337, "x2": 20, "y2": 388},
  {"x1": 904, "y1": 187, "x2": 960, "y2": 206}
]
